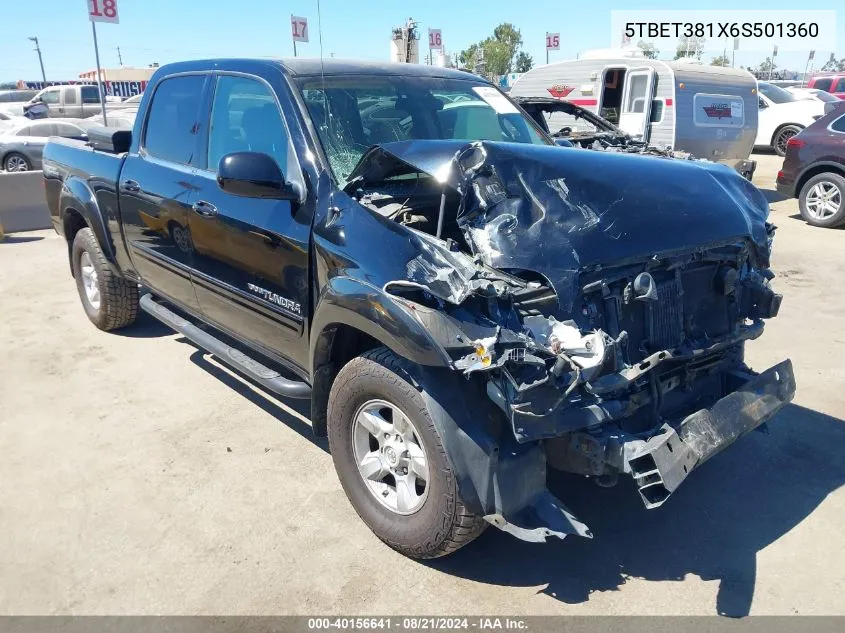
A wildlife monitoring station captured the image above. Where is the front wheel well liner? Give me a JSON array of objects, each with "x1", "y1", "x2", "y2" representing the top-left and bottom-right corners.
[{"x1": 310, "y1": 323, "x2": 383, "y2": 437}]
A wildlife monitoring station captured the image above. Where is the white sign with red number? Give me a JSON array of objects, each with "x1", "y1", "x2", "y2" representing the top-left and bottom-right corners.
[
  {"x1": 428, "y1": 29, "x2": 442, "y2": 50},
  {"x1": 546, "y1": 33, "x2": 560, "y2": 50},
  {"x1": 291, "y1": 16, "x2": 309, "y2": 43},
  {"x1": 88, "y1": 0, "x2": 119, "y2": 24}
]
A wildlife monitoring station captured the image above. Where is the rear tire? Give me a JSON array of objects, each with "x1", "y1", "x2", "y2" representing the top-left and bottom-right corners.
[
  {"x1": 799, "y1": 172, "x2": 845, "y2": 228},
  {"x1": 772, "y1": 125, "x2": 802, "y2": 157},
  {"x1": 3, "y1": 152, "x2": 31, "y2": 172},
  {"x1": 327, "y1": 347, "x2": 486, "y2": 559},
  {"x1": 71, "y1": 227, "x2": 139, "y2": 330}
]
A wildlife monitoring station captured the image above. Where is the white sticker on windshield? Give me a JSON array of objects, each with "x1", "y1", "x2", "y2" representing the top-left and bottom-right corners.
[{"x1": 472, "y1": 86, "x2": 519, "y2": 114}]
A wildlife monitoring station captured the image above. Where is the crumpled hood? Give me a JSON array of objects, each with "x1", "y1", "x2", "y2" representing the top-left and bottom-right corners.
[{"x1": 348, "y1": 140, "x2": 772, "y2": 311}]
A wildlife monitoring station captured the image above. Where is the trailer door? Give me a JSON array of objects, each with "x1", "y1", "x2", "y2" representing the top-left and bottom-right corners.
[{"x1": 618, "y1": 67, "x2": 656, "y2": 139}]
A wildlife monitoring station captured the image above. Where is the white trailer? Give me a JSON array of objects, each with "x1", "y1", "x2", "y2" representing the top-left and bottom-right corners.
[{"x1": 510, "y1": 50, "x2": 759, "y2": 177}]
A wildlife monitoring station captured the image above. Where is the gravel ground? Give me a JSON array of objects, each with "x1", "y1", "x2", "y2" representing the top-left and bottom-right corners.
[{"x1": 1, "y1": 153, "x2": 843, "y2": 616}]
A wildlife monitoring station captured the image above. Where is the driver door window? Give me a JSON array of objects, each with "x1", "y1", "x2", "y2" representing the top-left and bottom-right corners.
[
  {"x1": 207, "y1": 75, "x2": 291, "y2": 175},
  {"x1": 39, "y1": 89, "x2": 60, "y2": 105}
]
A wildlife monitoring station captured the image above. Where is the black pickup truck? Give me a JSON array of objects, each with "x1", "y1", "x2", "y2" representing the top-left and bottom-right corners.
[{"x1": 43, "y1": 58, "x2": 794, "y2": 559}]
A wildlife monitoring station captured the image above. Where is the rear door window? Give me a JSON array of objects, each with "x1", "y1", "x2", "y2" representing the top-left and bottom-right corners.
[
  {"x1": 831, "y1": 115, "x2": 845, "y2": 133},
  {"x1": 832, "y1": 78, "x2": 845, "y2": 93},
  {"x1": 143, "y1": 75, "x2": 206, "y2": 165},
  {"x1": 54, "y1": 123, "x2": 84, "y2": 137},
  {"x1": 81, "y1": 86, "x2": 101, "y2": 104}
]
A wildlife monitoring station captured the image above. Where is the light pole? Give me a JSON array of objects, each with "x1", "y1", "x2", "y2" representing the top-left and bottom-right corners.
[{"x1": 28, "y1": 36, "x2": 47, "y2": 84}]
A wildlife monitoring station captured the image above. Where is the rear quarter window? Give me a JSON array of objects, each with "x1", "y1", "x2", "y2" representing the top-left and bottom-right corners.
[
  {"x1": 812, "y1": 78, "x2": 833, "y2": 92},
  {"x1": 143, "y1": 75, "x2": 206, "y2": 165},
  {"x1": 831, "y1": 114, "x2": 845, "y2": 133}
]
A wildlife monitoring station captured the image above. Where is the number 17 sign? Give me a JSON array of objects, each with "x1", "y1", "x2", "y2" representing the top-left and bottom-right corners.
[
  {"x1": 291, "y1": 15, "x2": 309, "y2": 43},
  {"x1": 88, "y1": 0, "x2": 119, "y2": 23}
]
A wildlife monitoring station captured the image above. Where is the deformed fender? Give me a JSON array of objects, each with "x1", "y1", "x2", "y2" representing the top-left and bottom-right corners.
[
  {"x1": 60, "y1": 175, "x2": 120, "y2": 274},
  {"x1": 309, "y1": 275, "x2": 453, "y2": 374},
  {"x1": 406, "y1": 360, "x2": 592, "y2": 543}
]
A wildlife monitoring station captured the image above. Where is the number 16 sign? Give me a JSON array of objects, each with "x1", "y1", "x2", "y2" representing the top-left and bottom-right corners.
[{"x1": 88, "y1": 0, "x2": 119, "y2": 23}]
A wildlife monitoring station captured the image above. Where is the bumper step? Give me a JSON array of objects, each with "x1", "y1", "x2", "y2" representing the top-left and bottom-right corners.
[{"x1": 140, "y1": 294, "x2": 311, "y2": 399}]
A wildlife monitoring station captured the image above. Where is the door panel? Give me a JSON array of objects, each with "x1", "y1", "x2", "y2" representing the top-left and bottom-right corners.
[
  {"x1": 618, "y1": 67, "x2": 656, "y2": 139},
  {"x1": 117, "y1": 73, "x2": 208, "y2": 311},
  {"x1": 190, "y1": 73, "x2": 310, "y2": 361}
]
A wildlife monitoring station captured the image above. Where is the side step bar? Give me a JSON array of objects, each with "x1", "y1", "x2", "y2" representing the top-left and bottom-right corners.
[{"x1": 140, "y1": 294, "x2": 311, "y2": 399}]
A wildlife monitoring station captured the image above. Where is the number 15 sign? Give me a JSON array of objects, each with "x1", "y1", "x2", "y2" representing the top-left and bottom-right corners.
[{"x1": 88, "y1": 0, "x2": 119, "y2": 23}]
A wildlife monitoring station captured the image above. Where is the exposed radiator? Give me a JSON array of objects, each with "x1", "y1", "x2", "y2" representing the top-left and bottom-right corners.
[{"x1": 650, "y1": 277, "x2": 684, "y2": 350}]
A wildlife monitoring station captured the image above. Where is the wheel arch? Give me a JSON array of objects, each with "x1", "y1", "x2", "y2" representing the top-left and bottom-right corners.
[
  {"x1": 770, "y1": 122, "x2": 805, "y2": 147},
  {"x1": 309, "y1": 277, "x2": 453, "y2": 437},
  {"x1": 59, "y1": 176, "x2": 120, "y2": 276},
  {"x1": 795, "y1": 163, "x2": 845, "y2": 199}
]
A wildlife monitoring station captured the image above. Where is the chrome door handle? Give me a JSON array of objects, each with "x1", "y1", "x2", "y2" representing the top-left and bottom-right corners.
[
  {"x1": 191, "y1": 200, "x2": 218, "y2": 217},
  {"x1": 122, "y1": 179, "x2": 140, "y2": 192}
]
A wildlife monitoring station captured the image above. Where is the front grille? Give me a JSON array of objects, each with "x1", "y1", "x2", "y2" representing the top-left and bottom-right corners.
[{"x1": 650, "y1": 277, "x2": 684, "y2": 350}]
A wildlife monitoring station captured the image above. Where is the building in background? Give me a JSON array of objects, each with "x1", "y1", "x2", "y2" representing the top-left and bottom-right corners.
[{"x1": 18, "y1": 65, "x2": 157, "y2": 98}]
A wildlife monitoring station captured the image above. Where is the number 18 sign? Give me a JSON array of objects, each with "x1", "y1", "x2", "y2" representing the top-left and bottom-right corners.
[{"x1": 88, "y1": 0, "x2": 119, "y2": 24}]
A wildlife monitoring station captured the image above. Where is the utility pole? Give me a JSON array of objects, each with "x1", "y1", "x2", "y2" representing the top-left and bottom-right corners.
[
  {"x1": 28, "y1": 36, "x2": 47, "y2": 84},
  {"x1": 117, "y1": 46, "x2": 123, "y2": 65}
]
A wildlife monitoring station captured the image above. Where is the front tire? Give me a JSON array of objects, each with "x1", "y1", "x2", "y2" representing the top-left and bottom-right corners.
[
  {"x1": 799, "y1": 172, "x2": 845, "y2": 228},
  {"x1": 72, "y1": 228, "x2": 139, "y2": 330},
  {"x1": 772, "y1": 125, "x2": 802, "y2": 157},
  {"x1": 327, "y1": 348, "x2": 486, "y2": 559}
]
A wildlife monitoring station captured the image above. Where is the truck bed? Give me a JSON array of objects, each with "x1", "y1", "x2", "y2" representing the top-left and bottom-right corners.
[{"x1": 43, "y1": 136, "x2": 127, "y2": 237}]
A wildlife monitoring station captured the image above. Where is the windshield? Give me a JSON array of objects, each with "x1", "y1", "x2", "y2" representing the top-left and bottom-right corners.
[
  {"x1": 759, "y1": 82, "x2": 797, "y2": 104},
  {"x1": 295, "y1": 75, "x2": 550, "y2": 182},
  {"x1": 813, "y1": 90, "x2": 839, "y2": 103}
]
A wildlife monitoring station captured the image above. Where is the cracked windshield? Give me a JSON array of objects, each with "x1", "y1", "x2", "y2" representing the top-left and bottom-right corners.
[{"x1": 296, "y1": 76, "x2": 549, "y2": 181}]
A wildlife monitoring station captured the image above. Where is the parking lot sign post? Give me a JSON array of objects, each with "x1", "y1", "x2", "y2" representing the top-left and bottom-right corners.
[
  {"x1": 87, "y1": 0, "x2": 120, "y2": 127},
  {"x1": 291, "y1": 16, "x2": 309, "y2": 57},
  {"x1": 546, "y1": 32, "x2": 559, "y2": 65}
]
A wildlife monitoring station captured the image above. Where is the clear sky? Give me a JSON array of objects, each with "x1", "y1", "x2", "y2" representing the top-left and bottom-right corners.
[{"x1": 3, "y1": 0, "x2": 842, "y2": 83}]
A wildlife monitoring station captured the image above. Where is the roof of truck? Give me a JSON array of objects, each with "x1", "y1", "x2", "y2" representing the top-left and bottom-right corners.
[{"x1": 150, "y1": 58, "x2": 478, "y2": 81}]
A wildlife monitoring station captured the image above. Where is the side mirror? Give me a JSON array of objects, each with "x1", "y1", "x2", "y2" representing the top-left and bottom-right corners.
[
  {"x1": 758, "y1": 98, "x2": 768, "y2": 110},
  {"x1": 217, "y1": 151, "x2": 303, "y2": 201},
  {"x1": 554, "y1": 138, "x2": 574, "y2": 147}
]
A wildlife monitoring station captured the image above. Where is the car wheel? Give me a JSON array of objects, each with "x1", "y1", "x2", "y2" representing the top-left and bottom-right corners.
[
  {"x1": 772, "y1": 125, "x2": 802, "y2": 157},
  {"x1": 799, "y1": 172, "x2": 845, "y2": 228},
  {"x1": 169, "y1": 222, "x2": 193, "y2": 254},
  {"x1": 72, "y1": 227, "x2": 140, "y2": 330},
  {"x1": 327, "y1": 347, "x2": 486, "y2": 559},
  {"x1": 4, "y1": 152, "x2": 31, "y2": 172}
]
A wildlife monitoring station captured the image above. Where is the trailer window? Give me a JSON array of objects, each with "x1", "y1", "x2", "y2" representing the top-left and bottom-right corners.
[
  {"x1": 649, "y1": 99, "x2": 664, "y2": 124},
  {"x1": 692, "y1": 93, "x2": 745, "y2": 128}
]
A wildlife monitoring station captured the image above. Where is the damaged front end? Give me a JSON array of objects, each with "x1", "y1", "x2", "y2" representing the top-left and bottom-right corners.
[{"x1": 346, "y1": 139, "x2": 795, "y2": 542}]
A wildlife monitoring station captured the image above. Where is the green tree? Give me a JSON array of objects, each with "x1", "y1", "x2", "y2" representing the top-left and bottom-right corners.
[
  {"x1": 755, "y1": 56, "x2": 777, "y2": 76},
  {"x1": 637, "y1": 40, "x2": 659, "y2": 60},
  {"x1": 711, "y1": 54, "x2": 730, "y2": 67},
  {"x1": 821, "y1": 55, "x2": 845, "y2": 72},
  {"x1": 514, "y1": 51, "x2": 534, "y2": 73},
  {"x1": 459, "y1": 22, "x2": 527, "y2": 78},
  {"x1": 675, "y1": 36, "x2": 706, "y2": 60}
]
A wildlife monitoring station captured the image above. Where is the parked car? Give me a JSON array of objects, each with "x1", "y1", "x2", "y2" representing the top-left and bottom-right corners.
[
  {"x1": 756, "y1": 81, "x2": 826, "y2": 156},
  {"x1": 86, "y1": 107, "x2": 138, "y2": 129},
  {"x1": 43, "y1": 58, "x2": 793, "y2": 559},
  {"x1": 807, "y1": 74, "x2": 845, "y2": 100},
  {"x1": 785, "y1": 87, "x2": 841, "y2": 103},
  {"x1": 0, "y1": 119, "x2": 94, "y2": 171},
  {"x1": 0, "y1": 89, "x2": 39, "y2": 104},
  {"x1": 776, "y1": 101, "x2": 845, "y2": 228},
  {"x1": 24, "y1": 84, "x2": 104, "y2": 119}
]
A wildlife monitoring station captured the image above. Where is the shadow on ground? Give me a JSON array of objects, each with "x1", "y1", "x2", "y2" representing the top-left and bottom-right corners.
[
  {"x1": 427, "y1": 403, "x2": 845, "y2": 617},
  {"x1": 759, "y1": 188, "x2": 789, "y2": 204},
  {"x1": 1, "y1": 235, "x2": 44, "y2": 244},
  {"x1": 184, "y1": 347, "x2": 327, "y2": 453}
]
